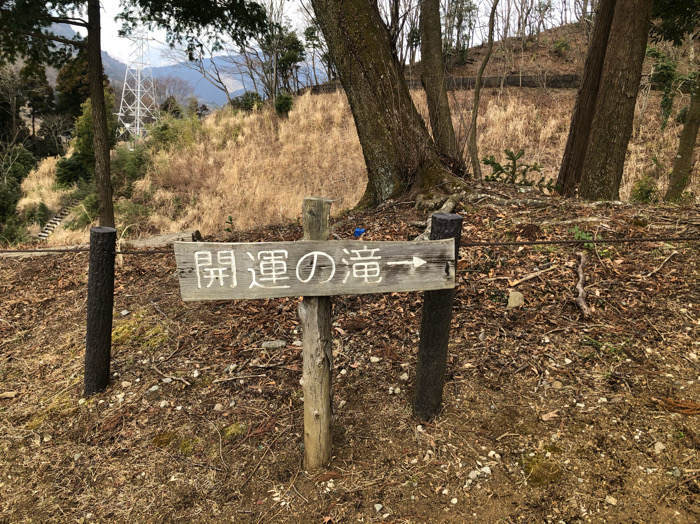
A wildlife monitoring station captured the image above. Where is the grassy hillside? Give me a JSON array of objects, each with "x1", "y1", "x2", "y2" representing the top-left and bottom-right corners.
[{"x1": 18, "y1": 82, "x2": 694, "y2": 246}]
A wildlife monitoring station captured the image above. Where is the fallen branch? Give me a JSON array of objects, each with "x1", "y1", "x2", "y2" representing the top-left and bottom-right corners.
[
  {"x1": 509, "y1": 265, "x2": 558, "y2": 287},
  {"x1": 213, "y1": 373, "x2": 266, "y2": 383},
  {"x1": 151, "y1": 365, "x2": 191, "y2": 387},
  {"x1": 415, "y1": 192, "x2": 465, "y2": 241},
  {"x1": 574, "y1": 252, "x2": 592, "y2": 318},
  {"x1": 645, "y1": 251, "x2": 678, "y2": 278}
]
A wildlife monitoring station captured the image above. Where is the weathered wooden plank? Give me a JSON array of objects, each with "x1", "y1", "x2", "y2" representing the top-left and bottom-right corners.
[
  {"x1": 174, "y1": 239, "x2": 455, "y2": 301},
  {"x1": 299, "y1": 197, "x2": 333, "y2": 470}
]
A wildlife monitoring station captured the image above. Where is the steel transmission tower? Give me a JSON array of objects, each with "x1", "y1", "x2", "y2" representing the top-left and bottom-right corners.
[{"x1": 116, "y1": 31, "x2": 159, "y2": 139}]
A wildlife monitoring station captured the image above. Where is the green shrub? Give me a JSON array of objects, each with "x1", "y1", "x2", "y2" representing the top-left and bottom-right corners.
[
  {"x1": 0, "y1": 145, "x2": 37, "y2": 229},
  {"x1": 552, "y1": 39, "x2": 570, "y2": 58},
  {"x1": 274, "y1": 93, "x2": 293, "y2": 117},
  {"x1": 159, "y1": 95, "x2": 183, "y2": 118},
  {"x1": 0, "y1": 215, "x2": 27, "y2": 245},
  {"x1": 115, "y1": 200, "x2": 150, "y2": 231},
  {"x1": 1, "y1": 145, "x2": 37, "y2": 185},
  {"x1": 630, "y1": 174, "x2": 659, "y2": 203},
  {"x1": 111, "y1": 143, "x2": 150, "y2": 198},
  {"x1": 22, "y1": 202, "x2": 51, "y2": 226},
  {"x1": 64, "y1": 191, "x2": 99, "y2": 230},
  {"x1": 73, "y1": 91, "x2": 118, "y2": 175},
  {"x1": 482, "y1": 148, "x2": 550, "y2": 191},
  {"x1": 676, "y1": 105, "x2": 688, "y2": 124},
  {"x1": 56, "y1": 154, "x2": 91, "y2": 186},
  {"x1": 231, "y1": 91, "x2": 263, "y2": 112},
  {"x1": 148, "y1": 115, "x2": 202, "y2": 151}
]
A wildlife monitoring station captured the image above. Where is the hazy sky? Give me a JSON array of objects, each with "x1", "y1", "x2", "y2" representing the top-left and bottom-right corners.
[{"x1": 96, "y1": 0, "x2": 308, "y2": 67}]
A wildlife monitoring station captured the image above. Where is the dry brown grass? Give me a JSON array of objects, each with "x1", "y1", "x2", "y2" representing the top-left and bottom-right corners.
[
  {"x1": 20, "y1": 87, "x2": 697, "y2": 243},
  {"x1": 132, "y1": 91, "x2": 366, "y2": 236},
  {"x1": 137, "y1": 87, "x2": 694, "y2": 238},
  {"x1": 17, "y1": 156, "x2": 71, "y2": 214}
]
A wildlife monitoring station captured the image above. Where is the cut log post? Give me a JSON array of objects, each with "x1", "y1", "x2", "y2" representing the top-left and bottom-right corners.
[
  {"x1": 413, "y1": 213, "x2": 463, "y2": 421},
  {"x1": 84, "y1": 226, "x2": 116, "y2": 396},
  {"x1": 299, "y1": 197, "x2": 333, "y2": 470}
]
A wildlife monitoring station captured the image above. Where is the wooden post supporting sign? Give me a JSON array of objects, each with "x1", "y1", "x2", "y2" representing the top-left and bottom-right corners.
[
  {"x1": 413, "y1": 213, "x2": 463, "y2": 420},
  {"x1": 173, "y1": 200, "x2": 459, "y2": 470},
  {"x1": 84, "y1": 226, "x2": 116, "y2": 396},
  {"x1": 298, "y1": 197, "x2": 333, "y2": 469}
]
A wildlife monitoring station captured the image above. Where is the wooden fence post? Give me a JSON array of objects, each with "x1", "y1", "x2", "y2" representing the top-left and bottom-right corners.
[
  {"x1": 84, "y1": 226, "x2": 116, "y2": 396},
  {"x1": 298, "y1": 197, "x2": 333, "y2": 469},
  {"x1": 413, "y1": 213, "x2": 463, "y2": 421}
]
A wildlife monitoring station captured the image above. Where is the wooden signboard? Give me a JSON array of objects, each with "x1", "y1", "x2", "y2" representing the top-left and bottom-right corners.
[{"x1": 174, "y1": 239, "x2": 456, "y2": 301}]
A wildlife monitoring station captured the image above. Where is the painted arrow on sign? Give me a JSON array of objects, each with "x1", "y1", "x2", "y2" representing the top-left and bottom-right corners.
[{"x1": 386, "y1": 256, "x2": 427, "y2": 269}]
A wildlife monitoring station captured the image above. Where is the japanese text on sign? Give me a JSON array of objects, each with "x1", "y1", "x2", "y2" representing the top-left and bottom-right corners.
[{"x1": 174, "y1": 239, "x2": 456, "y2": 301}]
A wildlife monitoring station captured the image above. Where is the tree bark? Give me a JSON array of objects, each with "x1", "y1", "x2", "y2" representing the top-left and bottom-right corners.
[
  {"x1": 310, "y1": 0, "x2": 463, "y2": 207},
  {"x1": 665, "y1": 82, "x2": 699, "y2": 201},
  {"x1": 420, "y1": 0, "x2": 459, "y2": 161},
  {"x1": 579, "y1": 0, "x2": 652, "y2": 201},
  {"x1": 556, "y1": 0, "x2": 616, "y2": 196},
  {"x1": 468, "y1": 0, "x2": 499, "y2": 181},
  {"x1": 87, "y1": 0, "x2": 115, "y2": 227}
]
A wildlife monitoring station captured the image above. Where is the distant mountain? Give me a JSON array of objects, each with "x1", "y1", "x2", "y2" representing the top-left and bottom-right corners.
[{"x1": 101, "y1": 52, "x2": 324, "y2": 107}]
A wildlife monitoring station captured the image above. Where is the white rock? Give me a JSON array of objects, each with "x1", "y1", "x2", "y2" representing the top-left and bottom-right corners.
[
  {"x1": 148, "y1": 385, "x2": 159, "y2": 393},
  {"x1": 192, "y1": 370, "x2": 200, "y2": 378},
  {"x1": 374, "y1": 503, "x2": 383, "y2": 512},
  {"x1": 654, "y1": 442, "x2": 666, "y2": 454},
  {"x1": 399, "y1": 372, "x2": 409, "y2": 381},
  {"x1": 159, "y1": 400, "x2": 169, "y2": 408},
  {"x1": 480, "y1": 466, "x2": 492, "y2": 475},
  {"x1": 605, "y1": 495, "x2": 617, "y2": 506},
  {"x1": 337, "y1": 400, "x2": 347, "y2": 409},
  {"x1": 120, "y1": 310, "x2": 130, "y2": 317},
  {"x1": 229, "y1": 400, "x2": 236, "y2": 407},
  {"x1": 339, "y1": 369, "x2": 347, "y2": 376},
  {"x1": 214, "y1": 403, "x2": 224, "y2": 411},
  {"x1": 394, "y1": 387, "x2": 401, "y2": 394},
  {"x1": 506, "y1": 290, "x2": 524, "y2": 309},
  {"x1": 441, "y1": 488, "x2": 449, "y2": 495},
  {"x1": 488, "y1": 451, "x2": 501, "y2": 460},
  {"x1": 262, "y1": 340, "x2": 286, "y2": 349},
  {"x1": 468, "y1": 470, "x2": 479, "y2": 480},
  {"x1": 389, "y1": 387, "x2": 394, "y2": 395},
  {"x1": 121, "y1": 381, "x2": 131, "y2": 388},
  {"x1": 370, "y1": 356, "x2": 381, "y2": 363},
  {"x1": 450, "y1": 498, "x2": 458, "y2": 505},
  {"x1": 78, "y1": 398, "x2": 86, "y2": 405},
  {"x1": 162, "y1": 377, "x2": 173, "y2": 384}
]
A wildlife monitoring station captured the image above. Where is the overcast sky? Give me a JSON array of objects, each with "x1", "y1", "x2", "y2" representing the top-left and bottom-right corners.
[{"x1": 96, "y1": 0, "x2": 308, "y2": 67}]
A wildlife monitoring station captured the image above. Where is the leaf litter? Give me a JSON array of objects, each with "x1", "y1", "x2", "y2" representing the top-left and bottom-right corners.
[{"x1": 0, "y1": 185, "x2": 698, "y2": 521}]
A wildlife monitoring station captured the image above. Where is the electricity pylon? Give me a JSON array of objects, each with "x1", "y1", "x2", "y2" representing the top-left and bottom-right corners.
[{"x1": 116, "y1": 30, "x2": 159, "y2": 139}]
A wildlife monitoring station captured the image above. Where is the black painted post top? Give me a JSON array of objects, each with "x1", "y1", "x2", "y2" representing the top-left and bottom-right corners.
[{"x1": 430, "y1": 213, "x2": 463, "y2": 258}]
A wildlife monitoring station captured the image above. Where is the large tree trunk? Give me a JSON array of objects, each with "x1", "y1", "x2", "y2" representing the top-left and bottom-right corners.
[
  {"x1": 579, "y1": 0, "x2": 652, "y2": 200},
  {"x1": 556, "y1": 0, "x2": 616, "y2": 196},
  {"x1": 665, "y1": 82, "x2": 699, "y2": 201},
  {"x1": 420, "y1": 0, "x2": 459, "y2": 162},
  {"x1": 310, "y1": 0, "x2": 462, "y2": 207},
  {"x1": 87, "y1": 0, "x2": 115, "y2": 227}
]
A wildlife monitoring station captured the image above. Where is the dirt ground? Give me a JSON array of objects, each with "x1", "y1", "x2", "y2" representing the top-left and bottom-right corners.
[{"x1": 1, "y1": 186, "x2": 698, "y2": 522}]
